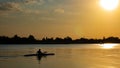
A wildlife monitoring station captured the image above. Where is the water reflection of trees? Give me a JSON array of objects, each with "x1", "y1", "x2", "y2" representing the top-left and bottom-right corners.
[{"x1": 0, "y1": 35, "x2": 120, "y2": 44}]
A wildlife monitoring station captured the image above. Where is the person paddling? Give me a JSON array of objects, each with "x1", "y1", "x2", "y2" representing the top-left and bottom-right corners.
[{"x1": 37, "y1": 49, "x2": 43, "y2": 54}]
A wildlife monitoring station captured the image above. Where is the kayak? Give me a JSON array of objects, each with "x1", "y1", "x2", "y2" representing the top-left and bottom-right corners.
[{"x1": 24, "y1": 53, "x2": 55, "y2": 57}]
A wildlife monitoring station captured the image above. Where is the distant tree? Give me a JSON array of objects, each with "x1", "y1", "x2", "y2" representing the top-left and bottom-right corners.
[
  {"x1": 28, "y1": 35, "x2": 35, "y2": 40},
  {"x1": 13, "y1": 35, "x2": 20, "y2": 39},
  {"x1": 41, "y1": 37, "x2": 46, "y2": 41},
  {"x1": 11, "y1": 35, "x2": 21, "y2": 43},
  {"x1": 55, "y1": 37, "x2": 63, "y2": 41},
  {"x1": 64, "y1": 36, "x2": 72, "y2": 43},
  {"x1": 105, "y1": 36, "x2": 119, "y2": 43},
  {"x1": 0, "y1": 36, "x2": 9, "y2": 43},
  {"x1": 64, "y1": 36, "x2": 72, "y2": 40},
  {"x1": 54, "y1": 37, "x2": 64, "y2": 43}
]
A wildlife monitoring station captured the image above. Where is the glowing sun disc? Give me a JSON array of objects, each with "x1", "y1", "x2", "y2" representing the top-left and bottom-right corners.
[{"x1": 100, "y1": 0, "x2": 119, "y2": 10}]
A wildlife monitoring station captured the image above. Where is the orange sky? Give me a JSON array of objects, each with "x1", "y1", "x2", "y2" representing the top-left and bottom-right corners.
[{"x1": 0, "y1": 0, "x2": 120, "y2": 39}]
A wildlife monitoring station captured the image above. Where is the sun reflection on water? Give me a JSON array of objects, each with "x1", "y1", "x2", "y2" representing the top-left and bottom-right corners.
[{"x1": 99, "y1": 43, "x2": 118, "y2": 49}]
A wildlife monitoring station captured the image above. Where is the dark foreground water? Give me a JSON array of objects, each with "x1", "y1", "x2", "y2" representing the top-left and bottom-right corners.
[{"x1": 0, "y1": 44, "x2": 120, "y2": 68}]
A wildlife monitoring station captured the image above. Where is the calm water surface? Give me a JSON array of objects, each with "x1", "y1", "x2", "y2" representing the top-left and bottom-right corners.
[{"x1": 0, "y1": 44, "x2": 120, "y2": 68}]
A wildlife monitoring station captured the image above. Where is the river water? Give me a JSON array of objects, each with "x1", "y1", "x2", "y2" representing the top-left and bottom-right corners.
[{"x1": 0, "y1": 44, "x2": 120, "y2": 68}]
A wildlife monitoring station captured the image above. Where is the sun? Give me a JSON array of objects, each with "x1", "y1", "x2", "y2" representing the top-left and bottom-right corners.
[{"x1": 100, "y1": 0, "x2": 119, "y2": 10}]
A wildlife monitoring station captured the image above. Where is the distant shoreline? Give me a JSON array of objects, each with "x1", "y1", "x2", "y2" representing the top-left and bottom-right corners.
[
  {"x1": 0, "y1": 35, "x2": 120, "y2": 44},
  {"x1": 0, "y1": 43, "x2": 120, "y2": 45}
]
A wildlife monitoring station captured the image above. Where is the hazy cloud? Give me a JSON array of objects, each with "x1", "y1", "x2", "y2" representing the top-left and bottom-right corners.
[
  {"x1": 0, "y1": 0, "x2": 65, "y2": 15},
  {"x1": 40, "y1": 17, "x2": 55, "y2": 21},
  {"x1": 0, "y1": 2, "x2": 22, "y2": 11},
  {"x1": 54, "y1": 8, "x2": 65, "y2": 14},
  {"x1": 47, "y1": 0, "x2": 54, "y2": 2},
  {"x1": 24, "y1": 10, "x2": 41, "y2": 14},
  {"x1": 0, "y1": 1, "x2": 46, "y2": 15},
  {"x1": 25, "y1": 0, "x2": 45, "y2": 5}
]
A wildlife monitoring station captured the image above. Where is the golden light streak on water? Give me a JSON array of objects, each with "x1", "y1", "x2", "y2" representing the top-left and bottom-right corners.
[{"x1": 99, "y1": 43, "x2": 118, "y2": 49}]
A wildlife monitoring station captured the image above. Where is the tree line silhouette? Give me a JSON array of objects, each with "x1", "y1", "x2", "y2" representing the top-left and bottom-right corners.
[{"x1": 0, "y1": 35, "x2": 120, "y2": 44}]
